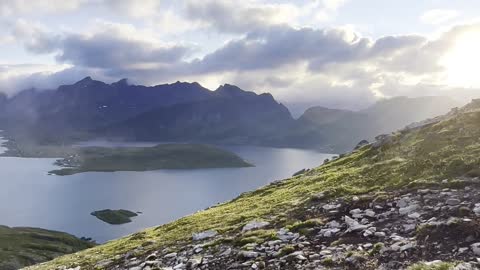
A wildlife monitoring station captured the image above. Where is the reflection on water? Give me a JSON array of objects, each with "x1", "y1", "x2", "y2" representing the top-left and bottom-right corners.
[{"x1": 0, "y1": 142, "x2": 333, "y2": 243}]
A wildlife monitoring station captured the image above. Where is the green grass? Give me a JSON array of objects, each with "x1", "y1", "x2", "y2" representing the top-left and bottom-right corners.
[
  {"x1": 90, "y1": 209, "x2": 138, "y2": 225},
  {"x1": 28, "y1": 108, "x2": 480, "y2": 269},
  {"x1": 407, "y1": 262, "x2": 456, "y2": 270},
  {"x1": 49, "y1": 143, "x2": 253, "y2": 175},
  {"x1": 0, "y1": 226, "x2": 94, "y2": 270}
]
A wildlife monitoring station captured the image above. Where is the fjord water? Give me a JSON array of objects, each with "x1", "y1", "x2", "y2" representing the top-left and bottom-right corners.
[{"x1": 0, "y1": 141, "x2": 333, "y2": 243}]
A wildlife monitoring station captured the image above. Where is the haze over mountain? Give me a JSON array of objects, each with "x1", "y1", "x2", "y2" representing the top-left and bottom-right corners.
[{"x1": 0, "y1": 78, "x2": 462, "y2": 152}]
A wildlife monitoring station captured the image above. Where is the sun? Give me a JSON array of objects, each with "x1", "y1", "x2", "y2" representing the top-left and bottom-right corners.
[{"x1": 440, "y1": 30, "x2": 480, "y2": 88}]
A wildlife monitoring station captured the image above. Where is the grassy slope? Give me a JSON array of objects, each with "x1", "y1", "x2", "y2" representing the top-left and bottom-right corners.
[
  {"x1": 29, "y1": 106, "x2": 480, "y2": 269},
  {"x1": 0, "y1": 226, "x2": 94, "y2": 270},
  {"x1": 49, "y1": 144, "x2": 253, "y2": 175}
]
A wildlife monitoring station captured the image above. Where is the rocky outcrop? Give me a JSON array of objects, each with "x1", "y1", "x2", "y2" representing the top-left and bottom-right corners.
[{"x1": 50, "y1": 181, "x2": 480, "y2": 270}]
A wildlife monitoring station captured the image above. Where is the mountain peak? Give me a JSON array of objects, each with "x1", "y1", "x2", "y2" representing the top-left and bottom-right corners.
[
  {"x1": 78, "y1": 76, "x2": 92, "y2": 82},
  {"x1": 215, "y1": 84, "x2": 256, "y2": 98},
  {"x1": 112, "y1": 78, "x2": 129, "y2": 87},
  {"x1": 72, "y1": 76, "x2": 95, "y2": 87}
]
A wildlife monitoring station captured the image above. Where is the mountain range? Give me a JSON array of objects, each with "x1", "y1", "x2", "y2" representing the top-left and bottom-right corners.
[{"x1": 0, "y1": 77, "x2": 462, "y2": 152}]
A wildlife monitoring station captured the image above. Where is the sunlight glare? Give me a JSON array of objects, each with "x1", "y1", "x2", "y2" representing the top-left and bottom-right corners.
[{"x1": 441, "y1": 30, "x2": 480, "y2": 88}]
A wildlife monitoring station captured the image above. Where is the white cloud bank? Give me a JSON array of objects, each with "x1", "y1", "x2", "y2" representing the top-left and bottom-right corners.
[{"x1": 0, "y1": 0, "x2": 479, "y2": 110}]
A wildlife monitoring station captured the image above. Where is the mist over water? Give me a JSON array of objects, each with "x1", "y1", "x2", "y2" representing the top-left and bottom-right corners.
[{"x1": 0, "y1": 140, "x2": 333, "y2": 243}]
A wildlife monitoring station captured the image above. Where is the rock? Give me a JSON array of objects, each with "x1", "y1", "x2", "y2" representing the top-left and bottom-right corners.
[
  {"x1": 312, "y1": 192, "x2": 326, "y2": 200},
  {"x1": 327, "y1": 220, "x2": 341, "y2": 228},
  {"x1": 473, "y1": 203, "x2": 480, "y2": 216},
  {"x1": 242, "y1": 221, "x2": 270, "y2": 232},
  {"x1": 320, "y1": 228, "x2": 340, "y2": 237},
  {"x1": 164, "y1": 252, "x2": 177, "y2": 259},
  {"x1": 173, "y1": 263, "x2": 185, "y2": 269},
  {"x1": 322, "y1": 203, "x2": 341, "y2": 211},
  {"x1": 238, "y1": 251, "x2": 260, "y2": 259},
  {"x1": 471, "y1": 243, "x2": 480, "y2": 256},
  {"x1": 407, "y1": 212, "x2": 421, "y2": 219},
  {"x1": 94, "y1": 260, "x2": 113, "y2": 268},
  {"x1": 354, "y1": 140, "x2": 370, "y2": 150},
  {"x1": 365, "y1": 209, "x2": 376, "y2": 218},
  {"x1": 344, "y1": 216, "x2": 368, "y2": 232},
  {"x1": 403, "y1": 224, "x2": 416, "y2": 232},
  {"x1": 454, "y1": 263, "x2": 477, "y2": 270},
  {"x1": 424, "y1": 260, "x2": 444, "y2": 266},
  {"x1": 399, "y1": 204, "x2": 419, "y2": 215},
  {"x1": 363, "y1": 227, "x2": 376, "y2": 237},
  {"x1": 400, "y1": 242, "x2": 416, "y2": 252},
  {"x1": 446, "y1": 198, "x2": 461, "y2": 206},
  {"x1": 192, "y1": 230, "x2": 218, "y2": 241},
  {"x1": 373, "y1": 134, "x2": 393, "y2": 148}
]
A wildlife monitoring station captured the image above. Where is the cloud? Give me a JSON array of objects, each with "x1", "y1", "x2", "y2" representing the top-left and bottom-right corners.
[
  {"x1": 184, "y1": 0, "x2": 299, "y2": 33},
  {"x1": 12, "y1": 21, "x2": 189, "y2": 70},
  {"x1": 103, "y1": 0, "x2": 161, "y2": 18},
  {"x1": 0, "y1": 64, "x2": 77, "y2": 95},
  {"x1": 0, "y1": 0, "x2": 162, "y2": 18},
  {"x1": 5, "y1": 16, "x2": 480, "y2": 111},
  {"x1": 12, "y1": 19, "x2": 60, "y2": 54},
  {"x1": 0, "y1": 0, "x2": 86, "y2": 16},
  {"x1": 421, "y1": 9, "x2": 460, "y2": 25}
]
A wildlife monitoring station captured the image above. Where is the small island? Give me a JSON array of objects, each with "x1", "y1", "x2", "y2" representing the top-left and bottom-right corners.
[
  {"x1": 49, "y1": 143, "x2": 253, "y2": 175},
  {"x1": 91, "y1": 209, "x2": 139, "y2": 225}
]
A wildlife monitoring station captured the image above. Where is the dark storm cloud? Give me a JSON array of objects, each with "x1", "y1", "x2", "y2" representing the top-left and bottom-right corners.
[{"x1": 56, "y1": 33, "x2": 188, "y2": 68}]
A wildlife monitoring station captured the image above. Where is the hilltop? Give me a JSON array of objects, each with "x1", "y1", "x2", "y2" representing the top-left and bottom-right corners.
[{"x1": 26, "y1": 100, "x2": 480, "y2": 269}]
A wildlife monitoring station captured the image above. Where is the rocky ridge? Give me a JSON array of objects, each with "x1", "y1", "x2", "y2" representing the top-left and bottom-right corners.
[{"x1": 54, "y1": 182, "x2": 480, "y2": 270}]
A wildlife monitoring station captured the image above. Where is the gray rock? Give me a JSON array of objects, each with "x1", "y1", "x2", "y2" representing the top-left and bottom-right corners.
[
  {"x1": 238, "y1": 251, "x2": 260, "y2": 259},
  {"x1": 242, "y1": 221, "x2": 270, "y2": 232},
  {"x1": 192, "y1": 230, "x2": 218, "y2": 241},
  {"x1": 471, "y1": 242, "x2": 480, "y2": 256},
  {"x1": 344, "y1": 216, "x2": 368, "y2": 232},
  {"x1": 446, "y1": 198, "x2": 461, "y2": 206},
  {"x1": 399, "y1": 204, "x2": 419, "y2": 215},
  {"x1": 164, "y1": 252, "x2": 177, "y2": 259}
]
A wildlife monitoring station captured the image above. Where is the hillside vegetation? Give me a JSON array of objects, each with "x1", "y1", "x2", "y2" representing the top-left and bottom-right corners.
[
  {"x1": 0, "y1": 226, "x2": 94, "y2": 270},
  {"x1": 28, "y1": 101, "x2": 480, "y2": 269},
  {"x1": 48, "y1": 144, "x2": 253, "y2": 175}
]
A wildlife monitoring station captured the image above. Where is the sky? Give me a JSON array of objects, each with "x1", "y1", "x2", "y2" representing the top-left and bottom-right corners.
[{"x1": 1, "y1": 0, "x2": 480, "y2": 113}]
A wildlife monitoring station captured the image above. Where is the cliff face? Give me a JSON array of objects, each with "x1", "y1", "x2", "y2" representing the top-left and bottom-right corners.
[{"x1": 27, "y1": 102, "x2": 480, "y2": 270}]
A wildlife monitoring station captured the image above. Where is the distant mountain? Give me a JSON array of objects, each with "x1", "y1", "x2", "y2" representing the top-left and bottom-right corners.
[
  {"x1": 100, "y1": 84, "x2": 293, "y2": 144},
  {"x1": 297, "y1": 106, "x2": 355, "y2": 126},
  {"x1": 0, "y1": 78, "x2": 294, "y2": 145},
  {"x1": 280, "y1": 96, "x2": 462, "y2": 152},
  {"x1": 0, "y1": 78, "x2": 463, "y2": 151}
]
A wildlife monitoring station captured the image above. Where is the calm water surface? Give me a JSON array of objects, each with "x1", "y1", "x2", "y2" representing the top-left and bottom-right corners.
[{"x1": 0, "y1": 139, "x2": 333, "y2": 242}]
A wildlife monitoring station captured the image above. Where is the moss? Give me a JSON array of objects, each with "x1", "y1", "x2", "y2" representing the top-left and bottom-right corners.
[
  {"x1": 407, "y1": 262, "x2": 456, "y2": 270},
  {"x1": 321, "y1": 257, "x2": 335, "y2": 266},
  {"x1": 369, "y1": 243, "x2": 384, "y2": 255},
  {"x1": 234, "y1": 230, "x2": 277, "y2": 246},
  {"x1": 279, "y1": 245, "x2": 295, "y2": 256},
  {"x1": 286, "y1": 218, "x2": 323, "y2": 233}
]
